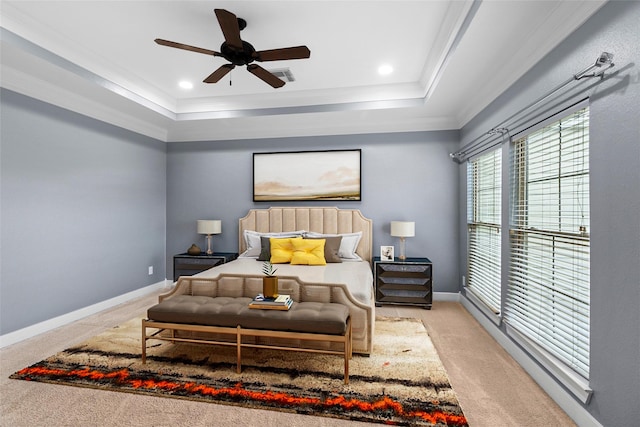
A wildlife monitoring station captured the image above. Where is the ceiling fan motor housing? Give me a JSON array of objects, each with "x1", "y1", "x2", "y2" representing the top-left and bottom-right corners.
[{"x1": 220, "y1": 40, "x2": 257, "y2": 65}]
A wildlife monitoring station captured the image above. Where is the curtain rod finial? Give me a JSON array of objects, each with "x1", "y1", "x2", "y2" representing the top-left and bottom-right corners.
[
  {"x1": 450, "y1": 152, "x2": 465, "y2": 164},
  {"x1": 596, "y1": 52, "x2": 614, "y2": 67}
]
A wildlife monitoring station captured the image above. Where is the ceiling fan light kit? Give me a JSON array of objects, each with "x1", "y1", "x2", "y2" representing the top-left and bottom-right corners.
[{"x1": 155, "y1": 8, "x2": 311, "y2": 88}]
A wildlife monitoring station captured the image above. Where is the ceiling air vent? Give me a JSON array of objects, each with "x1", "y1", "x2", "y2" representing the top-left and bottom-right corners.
[{"x1": 269, "y1": 68, "x2": 296, "y2": 82}]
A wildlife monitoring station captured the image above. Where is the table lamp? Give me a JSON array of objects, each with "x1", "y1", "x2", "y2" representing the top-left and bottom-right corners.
[
  {"x1": 390, "y1": 221, "x2": 415, "y2": 260},
  {"x1": 197, "y1": 220, "x2": 222, "y2": 255}
]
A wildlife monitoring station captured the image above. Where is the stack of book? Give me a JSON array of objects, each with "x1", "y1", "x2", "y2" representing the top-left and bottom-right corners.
[{"x1": 249, "y1": 294, "x2": 293, "y2": 310}]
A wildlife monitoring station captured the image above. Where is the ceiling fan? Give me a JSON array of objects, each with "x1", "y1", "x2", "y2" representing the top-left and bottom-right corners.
[{"x1": 155, "y1": 8, "x2": 311, "y2": 88}]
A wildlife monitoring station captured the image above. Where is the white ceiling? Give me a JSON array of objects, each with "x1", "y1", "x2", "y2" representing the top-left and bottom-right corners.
[{"x1": 1, "y1": 1, "x2": 606, "y2": 142}]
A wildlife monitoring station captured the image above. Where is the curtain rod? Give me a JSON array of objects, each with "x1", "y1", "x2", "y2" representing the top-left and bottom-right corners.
[{"x1": 450, "y1": 52, "x2": 615, "y2": 164}]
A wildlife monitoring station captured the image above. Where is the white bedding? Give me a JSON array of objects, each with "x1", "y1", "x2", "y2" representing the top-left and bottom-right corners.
[{"x1": 194, "y1": 257, "x2": 374, "y2": 305}]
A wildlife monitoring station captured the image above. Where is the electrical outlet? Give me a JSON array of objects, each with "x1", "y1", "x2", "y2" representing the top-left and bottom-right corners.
[{"x1": 148, "y1": 266, "x2": 153, "y2": 275}]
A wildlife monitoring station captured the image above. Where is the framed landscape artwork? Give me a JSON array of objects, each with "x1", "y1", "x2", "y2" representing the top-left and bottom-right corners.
[{"x1": 253, "y1": 149, "x2": 361, "y2": 202}]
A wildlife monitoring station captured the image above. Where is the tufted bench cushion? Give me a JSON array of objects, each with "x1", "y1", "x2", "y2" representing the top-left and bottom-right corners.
[{"x1": 147, "y1": 295, "x2": 350, "y2": 335}]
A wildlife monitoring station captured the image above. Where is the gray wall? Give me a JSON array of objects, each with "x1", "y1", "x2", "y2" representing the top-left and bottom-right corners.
[
  {"x1": 0, "y1": 89, "x2": 167, "y2": 334},
  {"x1": 457, "y1": 2, "x2": 640, "y2": 425},
  {"x1": 166, "y1": 131, "x2": 460, "y2": 290}
]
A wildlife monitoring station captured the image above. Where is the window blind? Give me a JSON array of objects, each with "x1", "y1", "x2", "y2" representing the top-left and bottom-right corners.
[
  {"x1": 506, "y1": 107, "x2": 590, "y2": 379},
  {"x1": 467, "y1": 148, "x2": 501, "y2": 313}
]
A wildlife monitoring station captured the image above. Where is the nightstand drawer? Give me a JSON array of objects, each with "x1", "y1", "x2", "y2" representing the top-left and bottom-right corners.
[
  {"x1": 173, "y1": 252, "x2": 238, "y2": 281},
  {"x1": 377, "y1": 276, "x2": 431, "y2": 287},
  {"x1": 175, "y1": 258, "x2": 223, "y2": 268},
  {"x1": 377, "y1": 287, "x2": 431, "y2": 305},
  {"x1": 377, "y1": 263, "x2": 431, "y2": 275}
]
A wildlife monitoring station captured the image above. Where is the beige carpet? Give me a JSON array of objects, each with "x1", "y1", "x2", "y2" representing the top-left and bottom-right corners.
[{"x1": 10, "y1": 316, "x2": 467, "y2": 426}]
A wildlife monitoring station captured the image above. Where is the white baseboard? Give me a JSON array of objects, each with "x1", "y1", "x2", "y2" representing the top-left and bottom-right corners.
[
  {"x1": 434, "y1": 291, "x2": 461, "y2": 302},
  {"x1": 0, "y1": 279, "x2": 171, "y2": 349},
  {"x1": 460, "y1": 294, "x2": 602, "y2": 427}
]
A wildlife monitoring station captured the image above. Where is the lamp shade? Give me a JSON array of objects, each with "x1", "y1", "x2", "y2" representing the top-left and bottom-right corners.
[
  {"x1": 197, "y1": 220, "x2": 222, "y2": 235},
  {"x1": 390, "y1": 221, "x2": 415, "y2": 237}
]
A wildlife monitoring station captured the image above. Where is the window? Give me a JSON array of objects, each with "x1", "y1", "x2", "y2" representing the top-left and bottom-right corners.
[
  {"x1": 467, "y1": 148, "x2": 501, "y2": 314},
  {"x1": 506, "y1": 107, "x2": 590, "y2": 379}
]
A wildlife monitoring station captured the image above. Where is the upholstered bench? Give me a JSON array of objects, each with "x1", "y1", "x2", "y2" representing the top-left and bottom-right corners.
[{"x1": 142, "y1": 295, "x2": 352, "y2": 383}]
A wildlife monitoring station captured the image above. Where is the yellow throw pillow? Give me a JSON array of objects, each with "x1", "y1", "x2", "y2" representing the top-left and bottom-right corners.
[
  {"x1": 290, "y1": 238, "x2": 326, "y2": 265},
  {"x1": 269, "y1": 237, "x2": 299, "y2": 264}
]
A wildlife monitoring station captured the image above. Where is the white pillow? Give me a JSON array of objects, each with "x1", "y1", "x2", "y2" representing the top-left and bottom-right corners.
[
  {"x1": 243, "y1": 230, "x2": 306, "y2": 257},
  {"x1": 305, "y1": 231, "x2": 362, "y2": 260}
]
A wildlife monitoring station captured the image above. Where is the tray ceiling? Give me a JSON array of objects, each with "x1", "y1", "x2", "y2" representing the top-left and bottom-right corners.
[{"x1": 0, "y1": 1, "x2": 606, "y2": 142}]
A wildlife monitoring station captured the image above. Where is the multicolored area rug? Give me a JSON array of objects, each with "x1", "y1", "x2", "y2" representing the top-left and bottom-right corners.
[{"x1": 11, "y1": 316, "x2": 467, "y2": 426}]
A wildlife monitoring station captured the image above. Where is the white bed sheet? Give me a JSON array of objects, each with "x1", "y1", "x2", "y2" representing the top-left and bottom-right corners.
[{"x1": 193, "y1": 258, "x2": 373, "y2": 305}]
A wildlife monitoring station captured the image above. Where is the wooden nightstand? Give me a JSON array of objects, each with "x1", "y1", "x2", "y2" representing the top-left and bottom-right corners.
[
  {"x1": 173, "y1": 252, "x2": 238, "y2": 281},
  {"x1": 373, "y1": 257, "x2": 433, "y2": 309}
]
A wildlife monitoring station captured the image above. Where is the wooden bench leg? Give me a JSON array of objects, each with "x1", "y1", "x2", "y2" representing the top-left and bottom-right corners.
[
  {"x1": 236, "y1": 325, "x2": 242, "y2": 374},
  {"x1": 141, "y1": 319, "x2": 147, "y2": 364},
  {"x1": 344, "y1": 319, "x2": 351, "y2": 384}
]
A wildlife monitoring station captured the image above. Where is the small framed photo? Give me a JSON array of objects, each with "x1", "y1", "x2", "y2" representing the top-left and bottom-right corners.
[{"x1": 380, "y1": 246, "x2": 394, "y2": 261}]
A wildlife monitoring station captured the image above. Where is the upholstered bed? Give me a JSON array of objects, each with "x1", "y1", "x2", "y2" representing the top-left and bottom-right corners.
[{"x1": 188, "y1": 207, "x2": 375, "y2": 355}]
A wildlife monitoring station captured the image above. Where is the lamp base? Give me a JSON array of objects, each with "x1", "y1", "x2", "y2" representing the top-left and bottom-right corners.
[
  {"x1": 399, "y1": 237, "x2": 406, "y2": 260},
  {"x1": 205, "y1": 235, "x2": 213, "y2": 255}
]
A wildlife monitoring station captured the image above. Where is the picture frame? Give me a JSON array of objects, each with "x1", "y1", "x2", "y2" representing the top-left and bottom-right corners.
[
  {"x1": 253, "y1": 149, "x2": 361, "y2": 202},
  {"x1": 380, "y1": 245, "x2": 394, "y2": 261}
]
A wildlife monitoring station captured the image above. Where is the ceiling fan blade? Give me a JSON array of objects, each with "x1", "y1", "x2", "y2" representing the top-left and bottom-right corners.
[
  {"x1": 214, "y1": 9, "x2": 243, "y2": 50},
  {"x1": 203, "y1": 64, "x2": 235, "y2": 83},
  {"x1": 247, "y1": 64, "x2": 285, "y2": 88},
  {"x1": 255, "y1": 46, "x2": 311, "y2": 62},
  {"x1": 155, "y1": 38, "x2": 220, "y2": 56}
]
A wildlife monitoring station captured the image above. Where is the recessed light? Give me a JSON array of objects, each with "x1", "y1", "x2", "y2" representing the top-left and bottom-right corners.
[
  {"x1": 378, "y1": 64, "x2": 393, "y2": 75},
  {"x1": 178, "y1": 80, "x2": 193, "y2": 90}
]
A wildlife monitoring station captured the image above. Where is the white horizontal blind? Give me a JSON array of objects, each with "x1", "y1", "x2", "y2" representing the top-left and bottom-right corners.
[
  {"x1": 467, "y1": 148, "x2": 501, "y2": 313},
  {"x1": 506, "y1": 107, "x2": 590, "y2": 379}
]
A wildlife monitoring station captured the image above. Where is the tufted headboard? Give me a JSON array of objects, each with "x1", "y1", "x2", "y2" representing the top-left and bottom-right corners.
[{"x1": 238, "y1": 207, "x2": 373, "y2": 264}]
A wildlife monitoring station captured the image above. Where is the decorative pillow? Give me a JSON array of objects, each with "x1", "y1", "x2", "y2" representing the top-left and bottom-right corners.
[
  {"x1": 257, "y1": 236, "x2": 272, "y2": 261},
  {"x1": 304, "y1": 236, "x2": 342, "y2": 263},
  {"x1": 270, "y1": 237, "x2": 299, "y2": 264},
  {"x1": 290, "y1": 239, "x2": 326, "y2": 265},
  {"x1": 305, "y1": 231, "x2": 362, "y2": 260},
  {"x1": 243, "y1": 230, "x2": 305, "y2": 257}
]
